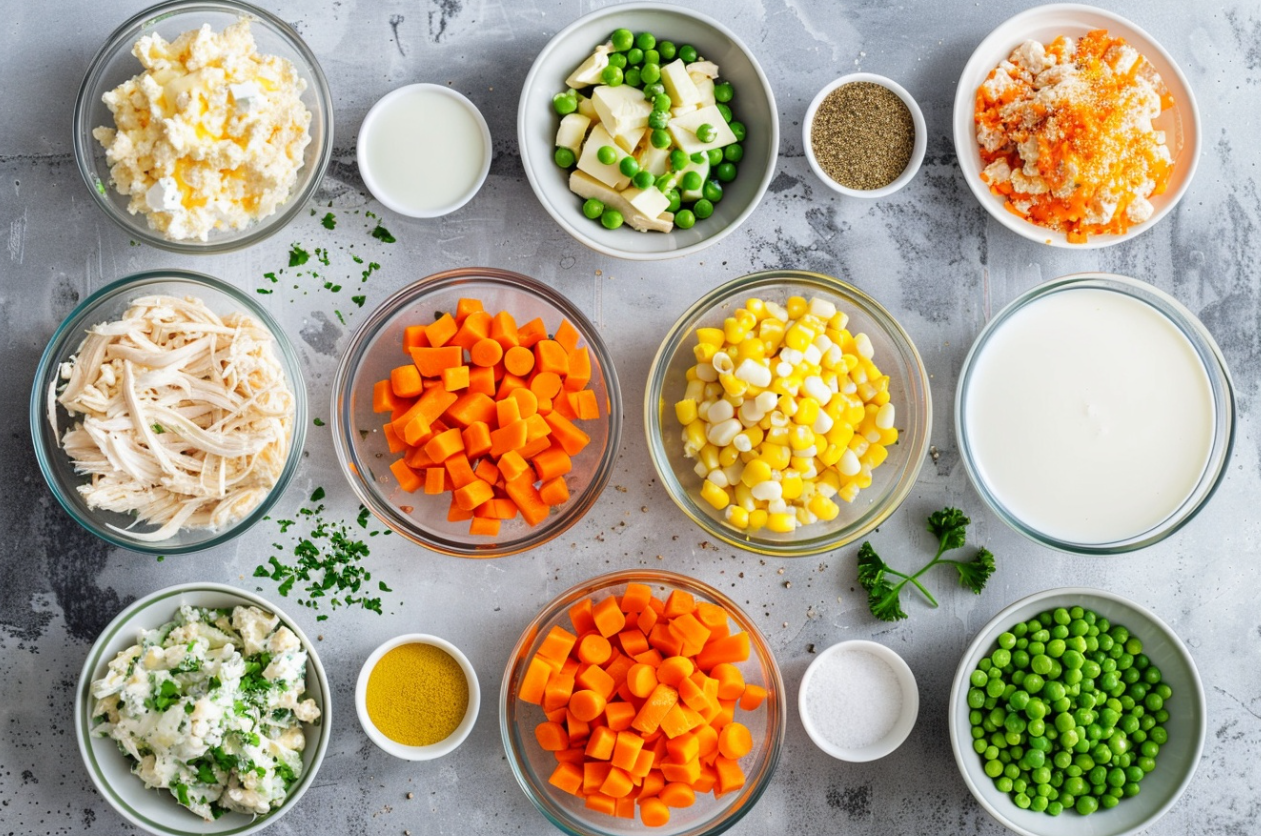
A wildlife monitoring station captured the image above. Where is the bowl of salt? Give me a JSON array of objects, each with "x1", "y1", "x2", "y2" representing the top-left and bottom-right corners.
[{"x1": 798, "y1": 639, "x2": 919, "y2": 762}]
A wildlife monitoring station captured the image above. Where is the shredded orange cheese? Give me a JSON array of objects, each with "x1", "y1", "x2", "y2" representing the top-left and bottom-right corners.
[{"x1": 974, "y1": 30, "x2": 1174, "y2": 243}]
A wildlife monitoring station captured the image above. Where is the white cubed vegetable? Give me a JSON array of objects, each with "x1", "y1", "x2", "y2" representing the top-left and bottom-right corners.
[
  {"x1": 591, "y1": 84, "x2": 653, "y2": 139},
  {"x1": 678, "y1": 157, "x2": 710, "y2": 202},
  {"x1": 636, "y1": 142, "x2": 671, "y2": 176},
  {"x1": 577, "y1": 95, "x2": 598, "y2": 121},
  {"x1": 576, "y1": 124, "x2": 631, "y2": 189},
  {"x1": 690, "y1": 74, "x2": 716, "y2": 108},
  {"x1": 660, "y1": 59, "x2": 702, "y2": 109},
  {"x1": 669, "y1": 105, "x2": 738, "y2": 155},
  {"x1": 555, "y1": 113, "x2": 591, "y2": 154},
  {"x1": 565, "y1": 44, "x2": 613, "y2": 88},
  {"x1": 614, "y1": 126, "x2": 645, "y2": 154},
  {"x1": 686, "y1": 61, "x2": 720, "y2": 79},
  {"x1": 623, "y1": 185, "x2": 671, "y2": 220}
]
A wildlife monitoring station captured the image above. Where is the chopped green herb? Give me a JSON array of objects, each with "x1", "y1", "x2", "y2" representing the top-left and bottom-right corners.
[
  {"x1": 335, "y1": 309, "x2": 346, "y2": 325},
  {"x1": 310, "y1": 487, "x2": 326, "y2": 502},
  {"x1": 356, "y1": 506, "x2": 371, "y2": 528},
  {"x1": 151, "y1": 423, "x2": 165, "y2": 434},
  {"x1": 379, "y1": 581, "x2": 392, "y2": 592},
  {"x1": 351, "y1": 254, "x2": 364, "y2": 264},
  {"x1": 264, "y1": 272, "x2": 278, "y2": 283},
  {"x1": 370, "y1": 224, "x2": 396, "y2": 243},
  {"x1": 361, "y1": 261, "x2": 381, "y2": 282},
  {"x1": 256, "y1": 288, "x2": 273, "y2": 295},
  {"x1": 352, "y1": 295, "x2": 366, "y2": 307},
  {"x1": 313, "y1": 417, "x2": 325, "y2": 427},
  {"x1": 289, "y1": 244, "x2": 310, "y2": 266},
  {"x1": 321, "y1": 212, "x2": 337, "y2": 229},
  {"x1": 315, "y1": 247, "x2": 331, "y2": 266}
]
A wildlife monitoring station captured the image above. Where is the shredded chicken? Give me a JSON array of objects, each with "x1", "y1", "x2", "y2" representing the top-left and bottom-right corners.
[{"x1": 52, "y1": 295, "x2": 295, "y2": 540}]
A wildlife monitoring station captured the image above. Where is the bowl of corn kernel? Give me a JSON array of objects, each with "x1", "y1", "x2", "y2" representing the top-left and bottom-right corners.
[{"x1": 644, "y1": 270, "x2": 931, "y2": 557}]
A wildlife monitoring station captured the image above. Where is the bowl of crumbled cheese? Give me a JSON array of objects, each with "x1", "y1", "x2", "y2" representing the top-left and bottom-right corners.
[
  {"x1": 73, "y1": 0, "x2": 334, "y2": 252},
  {"x1": 30, "y1": 269, "x2": 307, "y2": 554}
]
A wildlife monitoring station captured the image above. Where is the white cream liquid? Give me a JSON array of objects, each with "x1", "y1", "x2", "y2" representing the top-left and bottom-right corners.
[
  {"x1": 364, "y1": 88, "x2": 486, "y2": 215},
  {"x1": 964, "y1": 288, "x2": 1214, "y2": 544}
]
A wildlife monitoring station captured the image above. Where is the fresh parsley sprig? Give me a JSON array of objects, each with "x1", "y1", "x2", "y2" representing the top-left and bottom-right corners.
[{"x1": 857, "y1": 507, "x2": 996, "y2": 622}]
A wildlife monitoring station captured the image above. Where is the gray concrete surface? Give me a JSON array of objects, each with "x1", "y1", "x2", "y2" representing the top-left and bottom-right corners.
[{"x1": 2, "y1": 1, "x2": 1258, "y2": 834}]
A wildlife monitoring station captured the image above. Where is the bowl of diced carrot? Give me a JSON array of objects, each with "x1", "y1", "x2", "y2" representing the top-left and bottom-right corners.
[
  {"x1": 330, "y1": 267, "x2": 622, "y2": 557},
  {"x1": 500, "y1": 569, "x2": 785, "y2": 834}
]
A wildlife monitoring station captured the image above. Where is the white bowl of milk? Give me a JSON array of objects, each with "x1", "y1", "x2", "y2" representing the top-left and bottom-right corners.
[{"x1": 956, "y1": 273, "x2": 1235, "y2": 554}]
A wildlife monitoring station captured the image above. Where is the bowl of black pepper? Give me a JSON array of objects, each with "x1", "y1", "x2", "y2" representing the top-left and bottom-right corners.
[{"x1": 803, "y1": 73, "x2": 926, "y2": 198}]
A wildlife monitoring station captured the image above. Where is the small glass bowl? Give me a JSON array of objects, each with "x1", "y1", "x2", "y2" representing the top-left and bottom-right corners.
[
  {"x1": 29, "y1": 270, "x2": 307, "y2": 555},
  {"x1": 330, "y1": 268, "x2": 622, "y2": 558},
  {"x1": 955, "y1": 273, "x2": 1235, "y2": 554},
  {"x1": 644, "y1": 270, "x2": 932, "y2": 557},
  {"x1": 500, "y1": 570, "x2": 786, "y2": 836},
  {"x1": 72, "y1": 0, "x2": 335, "y2": 253}
]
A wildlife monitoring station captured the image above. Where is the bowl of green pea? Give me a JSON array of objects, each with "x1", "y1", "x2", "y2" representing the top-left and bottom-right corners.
[
  {"x1": 518, "y1": 2, "x2": 777, "y2": 260},
  {"x1": 949, "y1": 588, "x2": 1205, "y2": 836}
]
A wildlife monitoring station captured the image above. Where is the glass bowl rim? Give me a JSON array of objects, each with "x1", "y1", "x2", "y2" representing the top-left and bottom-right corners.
[
  {"x1": 71, "y1": 0, "x2": 335, "y2": 254},
  {"x1": 497, "y1": 568, "x2": 787, "y2": 836},
  {"x1": 643, "y1": 269, "x2": 933, "y2": 557},
  {"x1": 29, "y1": 268, "x2": 309, "y2": 555},
  {"x1": 329, "y1": 266, "x2": 624, "y2": 558},
  {"x1": 954, "y1": 272, "x2": 1236, "y2": 555}
]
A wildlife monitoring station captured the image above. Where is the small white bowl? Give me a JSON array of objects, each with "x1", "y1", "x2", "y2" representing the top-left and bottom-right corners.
[
  {"x1": 952, "y1": 4, "x2": 1200, "y2": 248},
  {"x1": 803, "y1": 73, "x2": 926, "y2": 199},
  {"x1": 355, "y1": 633, "x2": 480, "y2": 760},
  {"x1": 356, "y1": 83, "x2": 492, "y2": 218},
  {"x1": 798, "y1": 639, "x2": 919, "y2": 762}
]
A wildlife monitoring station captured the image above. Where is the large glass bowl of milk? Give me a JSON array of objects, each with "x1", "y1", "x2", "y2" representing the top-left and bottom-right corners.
[{"x1": 956, "y1": 274, "x2": 1235, "y2": 554}]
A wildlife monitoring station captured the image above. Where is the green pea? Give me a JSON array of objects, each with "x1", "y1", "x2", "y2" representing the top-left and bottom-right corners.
[
  {"x1": 985, "y1": 759, "x2": 1004, "y2": 778},
  {"x1": 653, "y1": 94, "x2": 672, "y2": 112},
  {"x1": 1150, "y1": 726, "x2": 1167, "y2": 745},
  {"x1": 971, "y1": 670, "x2": 989, "y2": 688},
  {"x1": 624, "y1": 67, "x2": 642, "y2": 88},
  {"x1": 632, "y1": 170, "x2": 654, "y2": 189},
  {"x1": 641, "y1": 62, "x2": 662, "y2": 85},
  {"x1": 601, "y1": 66, "x2": 624, "y2": 86},
  {"x1": 679, "y1": 44, "x2": 698, "y2": 63},
  {"x1": 714, "y1": 81, "x2": 734, "y2": 103},
  {"x1": 650, "y1": 129, "x2": 671, "y2": 149},
  {"x1": 643, "y1": 49, "x2": 660, "y2": 65},
  {"x1": 665, "y1": 189, "x2": 681, "y2": 213},
  {"x1": 680, "y1": 171, "x2": 702, "y2": 192},
  {"x1": 626, "y1": 47, "x2": 644, "y2": 65},
  {"x1": 998, "y1": 632, "x2": 1017, "y2": 650},
  {"x1": 1047, "y1": 639, "x2": 1066, "y2": 658},
  {"x1": 692, "y1": 198, "x2": 714, "y2": 219},
  {"x1": 996, "y1": 776, "x2": 1013, "y2": 793},
  {"x1": 706, "y1": 148, "x2": 724, "y2": 166},
  {"x1": 597, "y1": 146, "x2": 618, "y2": 165},
  {"x1": 1047, "y1": 801, "x2": 1064, "y2": 816},
  {"x1": 1031, "y1": 795, "x2": 1049, "y2": 812},
  {"x1": 696, "y1": 123, "x2": 718, "y2": 143},
  {"x1": 725, "y1": 143, "x2": 744, "y2": 163},
  {"x1": 553, "y1": 147, "x2": 576, "y2": 168},
  {"x1": 635, "y1": 32, "x2": 656, "y2": 50},
  {"x1": 608, "y1": 52, "x2": 627, "y2": 69},
  {"x1": 619, "y1": 156, "x2": 640, "y2": 177},
  {"x1": 553, "y1": 93, "x2": 578, "y2": 115},
  {"x1": 610, "y1": 28, "x2": 634, "y2": 51},
  {"x1": 648, "y1": 110, "x2": 670, "y2": 130},
  {"x1": 716, "y1": 102, "x2": 733, "y2": 123},
  {"x1": 673, "y1": 208, "x2": 695, "y2": 229},
  {"x1": 730, "y1": 121, "x2": 747, "y2": 141},
  {"x1": 1015, "y1": 793, "x2": 1031, "y2": 809},
  {"x1": 600, "y1": 209, "x2": 623, "y2": 230},
  {"x1": 657, "y1": 41, "x2": 677, "y2": 61},
  {"x1": 582, "y1": 198, "x2": 604, "y2": 219},
  {"x1": 1143, "y1": 665, "x2": 1161, "y2": 684},
  {"x1": 1023, "y1": 673, "x2": 1044, "y2": 694},
  {"x1": 691, "y1": 151, "x2": 707, "y2": 164},
  {"x1": 1026, "y1": 699, "x2": 1047, "y2": 720},
  {"x1": 992, "y1": 648, "x2": 1012, "y2": 668},
  {"x1": 643, "y1": 83, "x2": 666, "y2": 99},
  {"x1": 968, "y1": 689, "x2": 986, "y2": 709},
  {"x1": 715, "y1": 162, "x2": 737, "y2": 182},
  {"x1": 669, "y1": 150, "x2": 689, "y2": 170}
]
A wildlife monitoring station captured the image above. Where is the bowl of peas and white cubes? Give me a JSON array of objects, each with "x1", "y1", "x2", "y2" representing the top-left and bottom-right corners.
[
  {"x1": 949, "y1": 588, "x2": 1206, "y2": 836},
  {"x1": 518, "y1": 4, "x2": 778, "y2": 260}
]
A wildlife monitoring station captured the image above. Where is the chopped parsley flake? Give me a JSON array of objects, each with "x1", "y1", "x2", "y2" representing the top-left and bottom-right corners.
[
  {"x1": 288, "y1": 245, "x2": 310, "y2": 266},
  {"x1": 370, "y1": 224, "x2": 396, "y2": 243},
  {"x1": 321, "y1": 212, "x2": 337, "y2": 229}
]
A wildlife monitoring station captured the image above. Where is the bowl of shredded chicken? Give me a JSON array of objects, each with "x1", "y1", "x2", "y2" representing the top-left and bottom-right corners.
[
  {"x1": 953, "y1": 5, "x2": 1199, "y2": 248},
  {"x1": 31, "y1": 270, "x2": 306, "y2": 554}
]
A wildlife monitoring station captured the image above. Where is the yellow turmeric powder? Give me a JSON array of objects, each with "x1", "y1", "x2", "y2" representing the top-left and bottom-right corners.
[{"x1": 366, "y1": 643, "x2": 469, "y2": 746}]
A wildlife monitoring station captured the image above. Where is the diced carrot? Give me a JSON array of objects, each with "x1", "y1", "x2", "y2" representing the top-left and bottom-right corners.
[
  {"x1": 403, "y1": 324, "x2": 431, "y2": 352},
  {"x1": 496, "y1": 397, "x2": 521, "y2": 428},
  {"x1": 538, "y1": 625, "x2": 578, "y2": 663},
  {"x1": 714, "y1": 756, "x2": 745, "y2": 794},
  {"x1": 641, "y1": 769, "x2": 666, "y2": 799},
  {"x1": 447, "y1": 497, "x2": 474, "y2": 522},
  {"x1": 519, "y1": 655, "x2": 552, "y2": 705},
  {"x1": 423, "y1": 467, "x2": 446, "y2": 495},
  {"x1": 380, "y1": 421, "x2": 405, "y2": 454},
  {"x1": 533, "y1": 447, "x2": 571, "y2": 483},
  {"x1": 611, "y1": 731, "x2": 645, "y2": 772},
  {"x1": 508, "y1": 386, "x2": 539, "y2": 419},
  {"x1": 583, "y1": 761, "x2": 611, "y2": 795},
  {"x1": 548, "y1": 761, "x2": 584, "y2": 796},
  {"x1": 658, "y1": 702, "x2": 696, "y2": 739},
  {"x1": 568, "y1": 711, "x2": 591, "y2": 745},
  {"x1": 659, "y1": 753, "x2": 701, "y2": 783},
  {"x1": 452, "y1": 311, "x2": 492, "y2": 351},
  {"x1": 542, "y1": 411, "x2": 591, "y2": 455},
  {"x1": 390, "y1": 364, "x2": 423, "y2": 398},
  {"x1": 626, "y1": 663, "x2": 659, "y2": 699},
  {"x1": 576, "y1": 664, "x2": 616, "y2": 701},
  {"x1": 659, "y1": 782, "x2": 696, "y2": 808},
  {"x1": 565, "y1": 346, "x2": 592, "y2": 391},
  {"x1": 516, "y1": 434, "x2": 553, "y2": 461},
  {"x1": 503, "y1": 345, "x2": 535, "y2": 377},
  {"x1": 638, "y1": 605, "x2": 659, "y2": 635},
  {"x1": 470, "y1": 337, "x2": 503, "y2": 368},
  {"x1": 739, "y1": 684, "x2": 767, "y2": 711},
  {"x1": 472, "y1": 455, "x2": 499, "y2": 485},
  {"x1": 517, "y1": 317, "x2": 547, "y2": 348},
  {"x1": 505, "y1": 474, "x2": 549, "y2": 526},
  {"x1": 554, "y1": 743, "x2": 584, "y2": 761},
  {"x1": 445, "y1": 392, "x2": 496, "y2": 428},
  {"x1": 530, "y1": 371, "x2": 563, "y2": 400},
  {"x1": 401, "y1": 415, "x2": 430, "y2": 447},
  {"x1": 544, "y1": 671, "x2": 577, "y2": 712},
  {"x1": 569, "y1": 389, "x2": 599, "y2": 422},
  {"x1": 569, "y1": 599, "x2": 596, "y2": 635},
  {"x1": 462, "y1": 422, "x2": 493, "y2": 461},
  {"x1": 639, "y1": 797, "x2": 670, "y2": 827},
  {"x1": 585, "y1": 725, "x2": 617, "y2": 760},
  {"x1": 495, "y1": 372, "x2": 527, "y2": 400},
  {"x1": 669, "y1": 613, "x2": 712, "y2": 656},
  {"x1": 392, "y1": 387, "x2": 457, "y2": 435},
  {"x1": 535, "y1": 721, "x2": 569, "y2": 752},
  {"x1": 554, "y1": 391, "x2": 579, "y2": 420},
  {"x1": 718, "y1": 722, "x2": 752, "y2": 759},
  {"x1": 592, "y1": 597, "x2": 626, "y2": 638},
  {"x1": 455, "y1": 297, "x2": 484, "y2": 324},
  {"x1": 618, "y1": 629, "x2": 650, "y2": 658},
  {"x1": 711, "y1": 699, "x2": 736, "y2": 731},
  {"x1": 491, "y1": 310, "x2": 519, "y2": 349},
  {"x1": 666, "y1": 731, "x2": 700, "y2": 765},
  {"x1": 497, "y1": 449, "x2": 530, "y2": 483},
  {"x1": 711, "y1": 664, "x2": 745, "y2": 701},
  {"x1": 584, "y1": 792, "x2": 617, "y2": 816},
  {"x1": 444, "y1": 453, "x2": 476, "y2": 489},
  {"x1": 454, "y1": 479, "x2": 494, "y2": 511},
  {"x1": 409, "y1": 345, "x2": 462, "y2": 379},
  {"x1": 648, "y1": 623, "x2": 683, "y2": 658},
  {"x1": 696, "y1": 633, "x2": 751, "y2": 672},
  {"x1": 441, "y1": 365, "x2": 469, "y2": 391},
  {"x1": 426, "y1": 313, "x2": 458, "y2": 347},
  {"x1": 373, "y1": 379, "x2": 400, "y2": 413},
  {"x1": 569, "y1": 689, "x2": 606, "y2": 723},
  {"x1": 468, "y1": 364, "x2": 495, "y2": 395},
  {"x1": 389, "y1": 459, "x2": 422, "y2": 492},
  {"x1": 424, "y1": 427, "x2": 464, "y2": 463},
  {"x1": 657, "y1": 656, "x2": 695, "y2": 688},
  {"x1": 604, "y1": 653, "x2": 633, "y2": 687},
  {"x1": 490, "y1": 419, "x2": 528, "y2": 458},
  {"x1": 604, "y1": 700, "x2": 637, "y2": 733},
  {"x1": 678, "y1": 676, "x2": 712, "y2": 714},
  {"x1": 535, "y1": 339, "x2": 570, "y2": 377},
  {"x1": 578, "y1": 634, "x2": 613, "y2": 666},
  {"x1": 554, "y1": 318, "x2": 581, "y2": 352},
  {"x1": 663, "y1": 590, "x2": 696, "y2": 619},
  {"x1": 405, "y1": 445, "x2": 435, "y2": 470},
  {"x1": 631, "y1": 684, "x2": 679, "y2": 735},
  {"x1": 619, "y1": 583, "x2": 652, "y2": 615},
  {"x1": 614, "y1": 795, "x2": 636, "y2": 819}
]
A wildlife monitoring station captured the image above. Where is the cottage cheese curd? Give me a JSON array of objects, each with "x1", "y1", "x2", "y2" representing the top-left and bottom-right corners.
[
  {"x1": 92, "y1": 21, "x2": 311, "y2": 241},
  {"x1": 974, "y1": 30, "x2": 1174, "y2": 243},
  {"x1": 90, "y1": 605, "x2": 320, "y2": 821}
]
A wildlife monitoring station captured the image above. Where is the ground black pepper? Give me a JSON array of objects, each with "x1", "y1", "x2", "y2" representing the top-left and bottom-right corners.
[{"x1": 811, "y1": 82, "x2": 915, "y2": 190}]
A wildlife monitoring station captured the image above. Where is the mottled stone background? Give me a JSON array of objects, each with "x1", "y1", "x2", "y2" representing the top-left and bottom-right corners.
[{"x1": 1, "y1": 1, "x2": 1258, "y2": 834}]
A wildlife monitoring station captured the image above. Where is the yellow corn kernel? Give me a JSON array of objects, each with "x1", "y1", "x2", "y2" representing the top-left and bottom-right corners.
[
  {"x1": 766, "y1": 512, "x2": 797, "y2": 533},
  {"x1": 759, "y1": 443, "x2": 791, "y2": 470},
  {"x1": 818, "y1": 443, "x2": 844, "y2": 467},
  {"x1": 873, "y1": 389, "x2": 891, "y2": 406},
  {"x1": 838, "y1": 481, "x2": 861, "y2": 503},
  {"x1": 733, "y1": 308, "x2": 757, "y2": 330},
  {"x1": 737, "y1": 337, "x2": 764, "y2": 361},
  {"x1": 843, "y1": 353, "x2": 860, "y2": 372},
  {"x1": 693, "y1": 342, "x2": 719, "y2": 363},
  {"x1": 698, "y1": 444, "x2": 721, "y2": 471},
  {"x1": 719, "y1": 372, "x2": 748, "y2": 397},
  {"x1": 748, "y1": 508, "x2": 769, "y2": 531},
  {"x1": 723, "y1": 317, "x2": 748, "y2": 344},
  {"x1": 764, "y1": 426, "x2": 789, "y2": 446},
  {"x1": 784, "y1": 323, "x2": 816, "y2": 352},
  {"x1": 674, "y1": 398, "x2": 698, "y2": 425},
  {"x1": 683, "y1": 420, "x2": 707, "y2": 453},
  {"x1": 776, "y1": 394, "x2": 797, "y2": 416},
  {"x1": 741, "y1": 458, "x2": 772, "y2": 487},
  {"x1": 745, "y1": 297, "x2": 767, "y2": 319},
  {"x1": 718, "y1": 444, "x2": 741, "y2": 467},
  {"x1": 808, "y1": 493, "x2": 840, "y2": 522},
  {"x1": 879, "y1": 426, "x2": 899, "y2": 445},
  {"x1": 862, "y1": 443, "x2": 889, "y2": 469},
  {"x1": 696, "y1": 327, "x2": 725, "y2": 346},
  {"x1": 788, "y1": 424, "x2": 815, "y2": 451},
  {"x1": 786, "y1": 296, "x2": 808, "y2": 319},
  {"x1": 794, "y1": 397, "x2": 820, "y2": 427},
  {"x1": 826, "y1": 422, "x2": 855, "y2": 449},
  {"x1": 739, "y1": 449, "x2": 758, "y2": 464},
  {"x1": 700, "y1": 479, "x2": 731, "y2": 510},
  {"x1": 818, "y1": 469, "x2": 841, "y2": 491},
  {"x1": 742, "y1": 426, "x2": 765, "y2": 448},
  {"x1": 844, "y1": 401, "x2": 866, "y2": 426},
  {"x1": 781, "y1": 472, "x2": 804, "y2": 500},
  {"x1": 758, "y1": 318, "x2": 784, "y2": 345},
  {"x1": 856, "y1": 473, "x2": 873, "y2": 490},
  {"x1": 725, "y1": 505, "x2": 749, "y2": 530},
  {"x1": 685, "y1": 366, "x2": 699, "y2": 382},
  {"x1": 790, "y1": 455, "x2": 816, "y2": 472},
  {"x1": 828, "y1": 312, "x2": 850, "y2": 332},
  {"x1": 856, "y1": 381, "x2": 878, "y2": 403},
  {"x1": 848, "y1": 435, "x2": 870, "y2": 456}
]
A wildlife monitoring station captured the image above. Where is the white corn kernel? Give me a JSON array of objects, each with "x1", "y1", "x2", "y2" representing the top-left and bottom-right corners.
[
  {"x1": 803, "y1": 375, "x2": 832, "y2": 405},
  {"x1": 733, "y1": 432, "x2": 753, "y2": 452},
  {"x1": 812, "y1": 411, "x2": 834, "y2": 435},
  {"x1": 775, "y1": 361, "x2": 793, "y2": 378},
  {"x1": 854, "y1": 332, "x2": 874, "y2": 359},
  {"x1": 706, "y1": 417, "x2": 742, "y2": 447},
  {"x1": 803, "y1": 344, "x2": 823, "y2": 365},
  {"x1": 768, "y1": 410, "x2": 788, "y2": 428},
  {"x1": 697, "y1": 399, "x2": 715, "y2": 421},
  {"x1": 839, "y1": 448, "x2": 861, "y2": 477},
  {"x1": 703, "y1": 382, "x2": 722, "y2": 398},
  {"x1": 723, "y1": 463, "x2": 745, "y2": 486},
  {"x1": 818, "y1": 482, "x2": 838, "y2": 498},
  {"x1": 766, "y1": 302, "x2": 789, "y2": 322},
  {"x1": 865, "y1": 429, "x2": 882, "y2": 443},
  {"x1": 738, "y1": 401, "x2": 764, "y2": 426},
  {"x1": 712, "y1": 351, "x2": 734, "y2": 374},
  {"x1": 706, "y1": 470, "x2": 729, "y2": 489},
  {"x1": 684, "y1": 379, "x2": 705, "y2": 402},
  {"x1": 751, "y1": 481, "x2": 783, "y2": 501},
  {"x1": 707, "y1": 399, "x2": 734, "y2": 423},
  {"x1": 876, "y1": 402, "x2": 896, "y2": 429},
  {"x1": 767, "y1": 497, "x2": 789, "y2": 514},
  {"x1": 842, "y1": 379, "x2": 858, "y2": 395},
  {"x1": 696, "y1": 363, "x2": 718, "y2": 382},
  {"x1": 813, "y1": 333, "x2": 834, "y2": 353},
  {"x1": 734, "y1": 359, "x2": 772, "y2": 387},
  {"x1": 808, "y1": 298, "x2": 837, "y2": 319},
  {"x1": 693, "y1": 461, "x2": 709, "y2": 478}
]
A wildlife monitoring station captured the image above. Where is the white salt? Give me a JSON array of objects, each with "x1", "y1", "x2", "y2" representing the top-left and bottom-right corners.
[{"x1": 805, "y1": 648, "x2": 903, "y2": 750}]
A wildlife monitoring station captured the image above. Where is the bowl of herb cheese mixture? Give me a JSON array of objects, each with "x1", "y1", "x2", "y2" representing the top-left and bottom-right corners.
[{"x1": 76, "y1": 583, "x2": 330, "y2": 836}]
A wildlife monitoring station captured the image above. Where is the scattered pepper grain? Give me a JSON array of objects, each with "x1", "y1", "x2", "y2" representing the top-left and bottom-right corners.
[{"x1": 811, "y1": 81, "x2": 914, "y2": 190}]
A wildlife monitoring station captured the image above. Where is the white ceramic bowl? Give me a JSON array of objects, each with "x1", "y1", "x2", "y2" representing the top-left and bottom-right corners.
[
  {"x1": 355, "y1": 633, "x2": 480, "y2": 760},
  {"x1": 953, "y1": 4, "x2": 1199, "y2": 248},
  {"x1": 356, "y1": 83, "x2": 492, "y2": 218},
  {"x1": 798, "y1": 639, "x2": 919, "y2": 762},
  {"x1": 518, "y1": 2, "x2": 778, "y2": 260},
  {"x1": 949, "y1": 588, "x2": 1206, "y2": 836},
  {"x1": 75, "y1": 583, "x2": 330, "y2": 836},
  {"x1": 803, "y1": 73, "x2": 927, "y2": 199}
]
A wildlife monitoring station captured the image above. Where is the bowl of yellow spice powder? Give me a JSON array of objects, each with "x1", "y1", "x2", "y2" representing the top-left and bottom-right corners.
[
  {"x1": 803, "y1": 73, "x2": 926, "y2": 199},
  {"x1": 355, "y1": 634, "x2": 480, "y2": 760}
]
